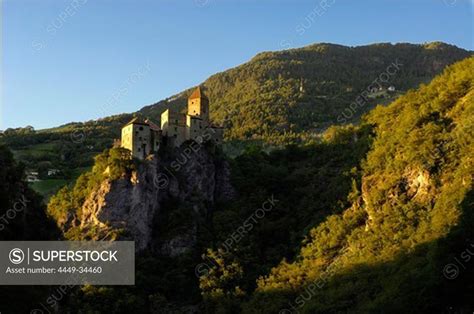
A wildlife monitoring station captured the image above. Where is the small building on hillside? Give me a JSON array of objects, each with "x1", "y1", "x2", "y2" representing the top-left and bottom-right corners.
[
  {"x1": 26, "y1": 171, "x2": 40, "y2": 182},
  {"x1": 47, "y1": 169, "x2": 61, "y2": 176},
  {"x1": 120, "y1": 87, "x2": 223, "y2": 160}
]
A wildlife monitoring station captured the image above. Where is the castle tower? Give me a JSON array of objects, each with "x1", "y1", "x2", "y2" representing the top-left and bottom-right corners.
[
  {"x1": 161, "y1": 109, "x2": 187, "y2": 147},
  {"x1": 121, "y1": 117, "x2": 151, "y2": 160},
  {"x1": 121, "y1": 117, "x2": 162, "y2": 160},
  {"x1": 187, "y1": 87, "x2": 209, "y2": 122}
]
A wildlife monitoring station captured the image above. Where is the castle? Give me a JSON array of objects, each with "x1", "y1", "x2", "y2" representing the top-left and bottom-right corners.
[{"x1": 121, "y1": 87, "x2": 223, "y2": 160}]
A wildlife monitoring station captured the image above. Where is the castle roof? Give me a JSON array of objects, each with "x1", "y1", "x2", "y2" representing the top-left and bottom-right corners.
[
  {"x1": 145, "y1": 119, "x2": 161, "y2": 131},
  {"x1": 124, "y1": 117, "x2": 149, "y2": 127},
  {"x1": 189, "y1": 87, "x2": 208, "y2": 100}
]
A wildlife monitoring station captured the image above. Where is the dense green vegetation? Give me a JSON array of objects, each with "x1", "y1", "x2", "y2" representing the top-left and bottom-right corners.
[
  {"x1": 0, "y1": 115, "x2": 133, "y2": 200},
  {"x1": 141, "y1": 42, "x2": 471, "y2": 145},
  {"x1": 60, "y1": 56, "x2": 473, "y2": 313},
  {"x1": 0, "y1": 145, "x2": 55, "y2": 240},
  {"x1": 47, "y1": 147, "x2": 136, "y2": 238},
  {"x1": 0, "y1": 145, "x2": 59, "y2": 313},
  {"x1": 198, "y1": 125, "x2": 372, "y2": 313},
  {"x1": 1, "y1": 42, "x2": 470, "y2": 193},
  {"x1": 44, "y1": 57, "x2": 473, "y2": 313},
  {"x1": 45, "y1": 122, "x2": 372, "y2": 313},
  {"x1": 234, "y1": 56, "x2": 473, "y2": 313},
  {"x1": 30, "y1": 179, "x2": 69, "y2": 198},
  {"x1": 0, "y1": 47, "x2": 472, "y2": 313}
]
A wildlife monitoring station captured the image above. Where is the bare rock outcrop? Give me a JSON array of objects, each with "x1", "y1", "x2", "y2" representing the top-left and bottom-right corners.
[
  {"x1": 79, "y1": 142, "x2": 235, "y2": 253},
  {"x1": 361, "y1": 166, "x2": 435, "y2": 232}
]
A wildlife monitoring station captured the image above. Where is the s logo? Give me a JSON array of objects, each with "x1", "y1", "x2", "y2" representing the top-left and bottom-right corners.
[{"x1": 9, "y1": 248, "x2": 25, "y2": 265}]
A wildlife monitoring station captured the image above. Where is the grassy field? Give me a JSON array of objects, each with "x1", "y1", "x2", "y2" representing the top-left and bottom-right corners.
[
  {"x1": 30, "y1": 166, "x2": 91, "y2": 202},
  {"x1": 11, "y1": 140, "x2": 93, "y2": 202},
  {"x1": 30, "y1": 179, "x2": 68, "y2": 201}
]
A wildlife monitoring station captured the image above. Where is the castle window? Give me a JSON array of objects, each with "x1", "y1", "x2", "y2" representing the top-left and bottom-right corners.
[
  {"x1": 138, "y1": 148, "x2": 141, "y2": 152},
  {"x1": 139, "y1": 126, "x2": 144, "y2": 131},
  {"x1": 139, "y1": 137, "x2": 142, "y2": 141}
]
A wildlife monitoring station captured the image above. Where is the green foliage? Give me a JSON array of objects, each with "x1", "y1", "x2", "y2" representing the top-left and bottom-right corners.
[
  {"x1": 2, "y1": 42, "x2": 470, "y2": 178},
  {"x1": 30, "y1": 179, "x2": 69, "y2": 200},
  {"x1": 141, "y1": 42, "x2": 470, "y2": 146},
  {"x1": 69, "y1": 285, "x2": 147, "y2": 313},
  {"x1": 0, "y1": 114, "x2": 134, "y2": 198},
  {"x1": 0, "y1": 145, "x2": 55, "y2": 240},
  {"x1": 2, "y1": 49, "x2": 472, "y2": 313},
  {"x1": 200, "y1": 249, "x2": 245, "y2": 297},
  {"x1": 65, "y1": 253, "x2": 204, "y2": 313},
  {"x1": 195, "y1": 123, "x2": 372, "y2": 310},
  {"x1": 47, "y1": 147, "x2": 136, "y2": 230},
  {"x1": 0, "y1": 145, "x2": 59, "y2": 313},
  {"x1": 244, "y1": 57, "x2": 474, "y2": 313}
]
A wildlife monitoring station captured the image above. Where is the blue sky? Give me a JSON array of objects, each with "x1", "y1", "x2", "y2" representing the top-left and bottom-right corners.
[{"x1": 2, "y1": 0, "x2": 473, "y2": 130}]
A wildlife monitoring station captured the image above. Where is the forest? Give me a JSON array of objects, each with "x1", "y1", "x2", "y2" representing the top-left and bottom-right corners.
[
  {"x1": 1, "y1": 56, "x2": 472, "y2": 313},
  {"x1": 1, "y1": 42, "x2": 471, "y2": 178}
]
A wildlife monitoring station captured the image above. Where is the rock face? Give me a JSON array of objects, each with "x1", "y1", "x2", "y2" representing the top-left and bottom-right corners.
[
  {"x1": 361, "y1": 167, "x2": 434, "y2": 232},
  {"x1": 79, "y1": 142, "x2": 235, "y2": 253}
]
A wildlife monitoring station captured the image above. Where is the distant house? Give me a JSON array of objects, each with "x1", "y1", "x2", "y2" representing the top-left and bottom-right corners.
[
  {"x1": 26, "y1": 171, "x2": 40, "y2": 182},
  {"x1": 369, "y1": 87, "x2": 378, "y2": 93},
  {"x1": 388, "y1": 86, "x2": 396, "y2": 92},
  {"x1": 47, "y1": 169, "x2": 60, "y2": 176}
]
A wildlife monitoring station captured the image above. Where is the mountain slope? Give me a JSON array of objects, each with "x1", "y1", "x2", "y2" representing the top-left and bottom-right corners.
[
  {"x1": 0, "y1": 42, "x2": 471, "y2": 199},
  {"x1": 49, "y1": 57, "x2": 474, "y2": 313},
  {"x1": 241, "y1": 56, "x2": 474, "y2": 313},
  {"x1": 140, "y1": 42, "x2": 471, "y2": 144},
  {"x1": 9, "y1": 49, "x2": 472, "y2": 312}
]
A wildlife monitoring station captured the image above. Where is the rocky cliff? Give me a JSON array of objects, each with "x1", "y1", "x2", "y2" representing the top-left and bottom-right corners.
[{"x1": 76, "y1": 142, "x2": 235, "y2": 253}]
